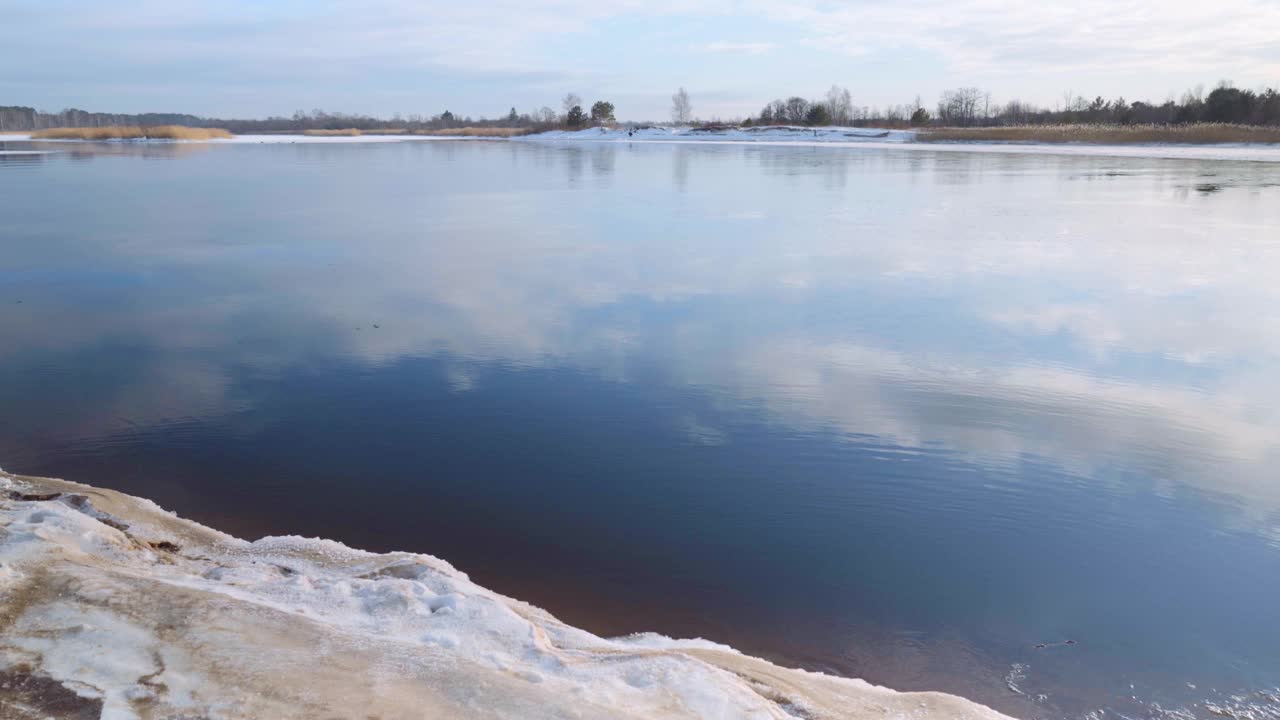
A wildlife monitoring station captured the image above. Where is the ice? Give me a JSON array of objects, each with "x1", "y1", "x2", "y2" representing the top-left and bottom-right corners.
[
  {"x1": 212, "y1": 134, "x2": 452, "y2": 144},
  {"x1": 7, "y1": 127, "x2": 1280, "y2": 161},
  {"x1": 0, "y1": 469, "x2": 1014, "y2": 719},
  {"x1": 518, "y1": 125, "x2": 1280, "y2": 162}
]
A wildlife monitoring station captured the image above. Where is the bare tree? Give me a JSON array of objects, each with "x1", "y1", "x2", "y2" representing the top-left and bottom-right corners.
[
  {"x1": 937, "y1": 88, "x2": 985, "y2": 126},
  {"x1": 562, "y1": 94, "x2": 582, "y2": 119},
  {"x1": 671, "y1": 87, "x2": 692, "y2": 124},
  {"x1": 782, "y1": 96, "x2": 810, "y2": 124},
  {"x1": 826, "y1": 85, "x2": 853, "y2": 125},
  {"x1": 999, "y1": 99, "x2": 1038, "y2": 124},
  {"x1": 767, "y1": 99, "x2": 787, "y2": 123},
  {"x1": 537, "y1": 106, "x2": 557, "y2": 124}
]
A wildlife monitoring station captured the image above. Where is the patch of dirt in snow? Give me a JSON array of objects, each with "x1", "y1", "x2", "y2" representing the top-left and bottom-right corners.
[{"x1": 0, "y1": 667, "x2": 102, "y2": 720}]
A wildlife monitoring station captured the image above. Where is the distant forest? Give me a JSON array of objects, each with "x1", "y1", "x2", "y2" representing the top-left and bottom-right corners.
[
  {"x1": 753, "y1": 83, "x2": 1280, "y2": 128},
  {"x1": 0, "y1": 106, "x2": 541, "y2": 133},
  {"x1": 4, "y1": 81, "x2": 1279, "y2": 132}
]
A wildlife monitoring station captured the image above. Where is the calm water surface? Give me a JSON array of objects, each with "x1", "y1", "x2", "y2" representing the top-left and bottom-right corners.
[{"x1": 3, "y1": 138, "x2": 1280, "y2": 719}]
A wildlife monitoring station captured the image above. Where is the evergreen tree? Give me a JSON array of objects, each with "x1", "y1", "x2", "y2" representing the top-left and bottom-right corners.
[
  {"x1": 590, "y1": 101, "x2": 616, "y2": 125},
  {"x1": 804, "y1": 103, "x2": 831, "y2": 126}
]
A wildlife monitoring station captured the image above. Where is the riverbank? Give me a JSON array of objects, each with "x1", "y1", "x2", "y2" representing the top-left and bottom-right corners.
[
  {"x1": 9, "y1": 123, "x2": 1280, "y2": 147},
  {"x1": 915, "y1": 123, "x2": 1280, "y2": 144},
  {"x1": 0, "y1": 469, "x2": 1012, "y2": 720},
  {"x1": 8, "y1": 127, "x2": 1280, "y2": 163}
]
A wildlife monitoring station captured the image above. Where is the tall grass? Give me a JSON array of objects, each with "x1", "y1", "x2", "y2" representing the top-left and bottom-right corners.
[
  {"x1": 917, "y1": 123, "x2": 1280, "y2": 145},
  {"x1": 31, "y1": 126, "x2": 232, "y2": 140},
  {"x1": 302, "y1": 128, "x2": 363, "y2": 136}
]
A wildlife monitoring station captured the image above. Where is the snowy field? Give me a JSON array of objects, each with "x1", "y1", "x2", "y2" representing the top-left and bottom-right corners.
[{"x1": 0, "y1": 470, "x2": 1012, "y2": 720}]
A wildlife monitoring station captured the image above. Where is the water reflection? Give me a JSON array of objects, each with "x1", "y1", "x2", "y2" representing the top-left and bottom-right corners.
[
  {"x1": 0, "y1": 152, "x2": 47, "y2": 167},
  {"x1": 2, "y1": 140, "x2": 1279, "y2": 717},
  {"x1": 3, "y1": 141, "x2": 1279, "y2": 531},
  {"x1": 7, "y1": 139, "x2": 218, "y2": 161}
]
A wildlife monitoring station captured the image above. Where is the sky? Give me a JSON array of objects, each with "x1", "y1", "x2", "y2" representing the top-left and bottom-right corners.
[{"x1": 1, "y1": 0, "x2": 1278, "y2": 121}]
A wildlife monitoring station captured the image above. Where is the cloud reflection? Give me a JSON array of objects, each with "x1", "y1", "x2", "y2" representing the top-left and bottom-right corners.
[{"x1": 3, "y1": 141, "x2": 1280, "y2": 522}]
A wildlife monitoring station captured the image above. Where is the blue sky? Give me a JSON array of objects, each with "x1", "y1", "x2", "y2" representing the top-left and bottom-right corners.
[{"x1": 2, "y1": 0, "x2": 1277, "y2": 120}]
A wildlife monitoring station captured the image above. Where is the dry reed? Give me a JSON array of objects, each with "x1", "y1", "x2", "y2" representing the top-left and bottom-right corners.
[
  {"x1": 31, "y1": 126, "x2": 232, "y2": 140},
  {"x1": 917, "y1": 124, "x2": 1280, "y2": 145}
]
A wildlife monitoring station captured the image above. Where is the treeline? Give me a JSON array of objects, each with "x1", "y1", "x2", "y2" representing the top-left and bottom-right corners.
[
  {"x1": 0, "y1": 106, "x2": 206, "y2": 131},
  {"x1": 751, "y1": 86, "x2": 928, "y2": 127},
  {"x1": 748, "y1": 82, "x2": 1280, "y2": 128},
  {"x1": 8, "y1": 81, "x2": 1279, "y2": 133},
  {"x1": 1, "y1": 98, "x2": 621, "y2": 134},
  {"x1": 217, "y1": 107, "x2": 560, "y2": 133}
]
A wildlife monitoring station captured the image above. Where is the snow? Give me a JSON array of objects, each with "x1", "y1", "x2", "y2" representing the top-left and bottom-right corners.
[
  {"x1": 519, "y1": 125, "x2": 1280, "y2": 162},
  {"x1": 211, "y1": 134, "x2": 449, "y2": 144},
  {"x1": 0, "y1": 469, "x2": 1013, "y2": 720},
  {"x1": 7, "y1": 127, "x2": 1280, "y2": 161},
  {"x1": 521, "y1": 125, "x2": 915, "y2": 144}
]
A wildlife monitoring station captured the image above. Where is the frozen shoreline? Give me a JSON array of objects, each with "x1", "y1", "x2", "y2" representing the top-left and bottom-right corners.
[
  {"x1": 516, "y1": 126, "x2": 1280, "y2": 162},
  {"x1": 6, "y1": 128, "x2": 1280, "y2": 161},
  {"x1": 0, "y1": 469, "x2": 1012, "y2": 720},
  {"x1": 519, "y1": 125, "x2": 915, "y2": 144}
]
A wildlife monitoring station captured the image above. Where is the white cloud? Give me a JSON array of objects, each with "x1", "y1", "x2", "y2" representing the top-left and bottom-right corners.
[
  {"x1": 695, "y1": 41, "x2": 779, "y2": 55},
  {"x1": 3, "y1": 0, "x2": 1278, "y2": 116},
  {"x1": 752, "y1": 0, "x2": 1280, "y2": 77}
]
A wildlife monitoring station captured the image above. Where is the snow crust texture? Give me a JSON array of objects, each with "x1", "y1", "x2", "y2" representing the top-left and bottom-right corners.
[{"x1": 0, "y1": 470, "x2": 1014, "y2": 720}]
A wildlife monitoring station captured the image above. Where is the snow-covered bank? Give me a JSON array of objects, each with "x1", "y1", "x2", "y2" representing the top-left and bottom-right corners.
[
  {"x1": 0, "y1": 470, "x2": 1012, "y2": 720},
  {"x1": 519, "y1": 125, "x2": 1280, "y2": 162},
  {"x1": 10, "y1": 127, "x2": 1280, "y2": 161},
  {"x1": 521, "y1": 125, "x2": 915, "y2": 144},
  {"x1": 211, "y1": 134, "x2": 472, "y2": 144}
]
